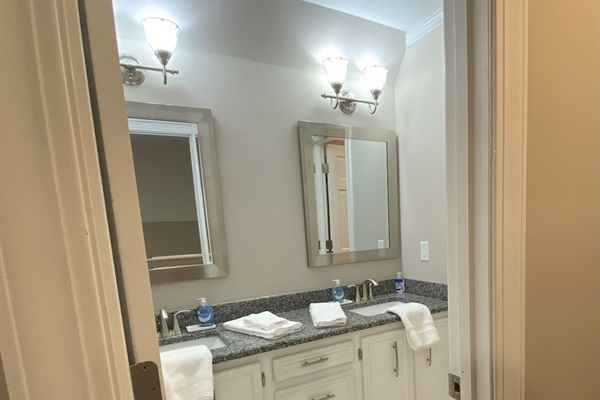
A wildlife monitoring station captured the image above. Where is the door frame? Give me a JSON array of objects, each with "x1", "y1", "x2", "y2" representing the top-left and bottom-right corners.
[
  {"x1": 1, "y1": 0, "x2": 504, "y2": 398},
  {"x1": 77, "y1": 0, "x2": 162, "y2": 382},
  {"x1": 493, "y1": 0, "x2": 528, "y2": 399},
  {"x1": 1, "y1": 0, "x2": 134, "y2": 398}
]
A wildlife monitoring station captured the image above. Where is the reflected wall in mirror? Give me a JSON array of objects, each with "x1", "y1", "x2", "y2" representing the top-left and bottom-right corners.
[
  {"x1": 299, "y1": 121, "x2": 399, "y2": 267},
  {"x1": 127, "y1": 102, "x2": 229, "y2": 282}
]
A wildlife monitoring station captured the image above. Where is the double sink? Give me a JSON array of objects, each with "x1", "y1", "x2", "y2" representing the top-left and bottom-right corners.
[{"x1": 159, "y1": 299, "x2": 407, "y2": 353}]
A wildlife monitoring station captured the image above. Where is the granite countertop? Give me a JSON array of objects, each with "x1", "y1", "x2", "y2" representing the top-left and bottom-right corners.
[{"x1": 158, "y1": 291, "x2": 447, "y2": 364}]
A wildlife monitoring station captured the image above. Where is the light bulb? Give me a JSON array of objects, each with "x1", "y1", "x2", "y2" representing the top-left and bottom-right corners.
[
  {"x1": 322, "y1": 57, "x2": 348, "y2": 93},
  {"x1": 364, "y1": 65, "x2": 388, "y2": 99},
  {"x1": 142, "y1": 18, "x2": 179, "y2": 65}
]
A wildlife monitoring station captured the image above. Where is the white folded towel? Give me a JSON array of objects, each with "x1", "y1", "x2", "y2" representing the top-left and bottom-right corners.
[
  {"x1": 224, "y1": 316, "x2": 302, "y2": 339},
  {"x1": 309, "y1": 302, "x2": 347, "y2": 327},
  {"x1": 160, "y1": 345, "x2": 213, "y2": 400},
  {"x1": 243, "y1": 311, "x2": 288, "y2": 331},
  {"x1": 384, "y1": 302, "x2": 440, "y2": 351}
]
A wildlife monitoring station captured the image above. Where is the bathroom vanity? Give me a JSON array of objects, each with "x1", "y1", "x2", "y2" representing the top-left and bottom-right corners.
[
  {"x1": 213, "y1": 315, "x2": 448, "y2": 400},
  {"x1": 158, "y1": 286, "x2": 449, "y2": 400}
]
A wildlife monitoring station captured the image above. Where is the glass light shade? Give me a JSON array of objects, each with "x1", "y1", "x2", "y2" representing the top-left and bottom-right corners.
[
  {"x1": 142, "y1": 18, "x2": 179, "y2": 54},
  {"x1": 322, "y1": 57, "x2": 348, "y2": 86},
  {"x1": 364, "y1": 65, "x2": 388, "y2": 92}
]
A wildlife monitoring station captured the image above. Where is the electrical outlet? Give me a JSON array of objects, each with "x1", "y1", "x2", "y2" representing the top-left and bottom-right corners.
[{"x1": 420, "y1": 241, "x2": 430, "y2": 261}]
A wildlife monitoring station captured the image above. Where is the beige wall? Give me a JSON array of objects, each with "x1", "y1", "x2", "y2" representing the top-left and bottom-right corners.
[
  {"x1": 395, "y1": 25, "x2": 448, "y2": 284},
  {"x1": 117, "y1": 37, "x2": 405, "y2": 310},
  {"x1": 525, "y1": 0, "x2": 600, "y2": 398}
]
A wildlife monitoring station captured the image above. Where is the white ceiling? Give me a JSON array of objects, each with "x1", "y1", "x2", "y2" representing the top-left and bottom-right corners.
[
  {"x1": 302, "y1": 0, "x2": 443, "y2": 33},
  {"x1": 112, "y1": 0, "x2": 440, "y2": 82}
]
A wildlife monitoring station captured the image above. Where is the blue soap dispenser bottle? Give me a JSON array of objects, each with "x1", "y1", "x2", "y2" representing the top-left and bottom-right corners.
[
  {"x1": 395, "y1": 272, "x2": 405, "y2": 294},
  {"x1": 196, "y1": 297, "x2": 214, "y2": 327},
  {"x1": 332, "y1": 279, "x2": 345, "y2": 303}
]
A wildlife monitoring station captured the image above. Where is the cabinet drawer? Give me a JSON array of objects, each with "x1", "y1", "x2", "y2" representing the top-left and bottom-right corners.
[
  {"x1": 274, "y1": 370, "x2": 356, "y2": 400},
  {"x1": 272, "y1": 340, "x2": 354, "y2": 382}
]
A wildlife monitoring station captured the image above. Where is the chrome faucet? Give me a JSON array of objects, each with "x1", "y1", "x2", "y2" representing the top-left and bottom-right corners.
[
  {"x1": 361, "y1": 279, "x2": 379, "y2": 301},
  {"x1": 159, "y1": 308, "x2": 170, "y2": 338},
  {"x1": 173, "y1": 309, "x2": 192, "y2": 336},
  {"x1": 347, "y1": 284, "x2": 360, "y2": 302}
]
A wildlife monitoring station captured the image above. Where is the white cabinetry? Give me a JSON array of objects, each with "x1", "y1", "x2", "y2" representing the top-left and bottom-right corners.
[
  {"x1": 413, "y1": 318, "x2": 449, "y2": 400},
  {"x1": 212, "y1": 315, "x2": 448, "y2": 400},
  {"x1": 214, "y1": 362, "x2": 264, "y2": 400},
  {"x1": 274, "y1": 370, "x2": 356, "y2": 400},
  {"x1": 360, "y1": 329, "x2": 410, "y2": 400}
]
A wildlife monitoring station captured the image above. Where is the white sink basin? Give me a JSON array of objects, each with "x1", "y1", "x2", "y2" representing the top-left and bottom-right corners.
[
  {"x1": 160, "y1": 335, "x2": 227, "y2": 353},
  {"x1": 349, "y1": 301, "x2": 406, "y2": 317}
]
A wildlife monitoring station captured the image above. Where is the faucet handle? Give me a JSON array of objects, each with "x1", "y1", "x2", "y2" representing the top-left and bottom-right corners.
[
  {"x1": 347, "y1": 284, "x2": 360, "y2": 303},
  {"x1": 361, "y1": 279, "x2": 379, "y2": 301},
  {"x1": 173, "y1": 309, "x2": 192, "y2": 336}
]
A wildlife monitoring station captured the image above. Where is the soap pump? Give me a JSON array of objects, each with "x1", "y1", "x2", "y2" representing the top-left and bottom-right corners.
[
  {"x1": 395, "y1": 272, "x2": 405, "y2": 294},
  {"x1": 196, "y1": 297, "x2": 214, "y2": 327},
  {"x1": 332, "y1": 279, "x2": 345, "y2": 303}
]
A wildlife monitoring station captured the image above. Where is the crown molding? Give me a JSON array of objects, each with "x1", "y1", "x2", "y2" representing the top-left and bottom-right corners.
[{"x1": 406, "y1": 9, "x2": 444, "y2": 46}]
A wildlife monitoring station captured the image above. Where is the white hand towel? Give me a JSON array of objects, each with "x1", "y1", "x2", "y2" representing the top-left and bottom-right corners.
[
  {"x1": 384, "y1": 303, "x2": 440, "y2": 351},
  {"x1": 309, "y1": 302, "x2": 347, "y2": 327},
  {"x1": 243, "y1": 311, "x2": 288, "y2": 331},
  {"x1": 160, "y1": 345, "x2": 213, "y2": 400},
  {"x1": 224, "y1": 317, "x2": 302, "y2": 339}
]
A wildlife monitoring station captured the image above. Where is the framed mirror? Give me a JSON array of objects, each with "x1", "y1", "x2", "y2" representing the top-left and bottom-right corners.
[
  {"x1": 126, "y1": 101, "x2": 229, "y2": 281},
  {"x1": 298, "y1": 121, "x2": 400, "y2": 267}
]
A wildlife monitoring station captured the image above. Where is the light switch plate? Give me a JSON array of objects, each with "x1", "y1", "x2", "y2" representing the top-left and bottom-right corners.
[{"x1": 420, "y1": 241, "x2": 430, "y2": 261}]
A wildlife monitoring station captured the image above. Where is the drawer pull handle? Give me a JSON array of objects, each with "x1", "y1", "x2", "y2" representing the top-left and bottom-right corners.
[
  {"x1": 312, "y1": 394, "x2": 335, "y2": 400},
  {"x1": 393, "y1": 341, "x2": 399, "y2": 378},
  {"x1": 426, "y1": 348, "x2": 432, "y2": 366},
  {"x1": 302, "y1": 356, "x2": 330, "y2": 367}
]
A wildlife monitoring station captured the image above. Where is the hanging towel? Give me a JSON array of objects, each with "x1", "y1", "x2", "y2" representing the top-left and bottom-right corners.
[
  {"x1": 160, "y1": 345, "x2": 213, "y2": 400},
  {"x1": 224, "y1": 316, "x2": 302, "y2": 339},
  {"x1": 243, "y1": 311, "x2": 288, "y2": 331},
  {"x1": 309, "y1": 302, "x2": 347, "y2": 327},
  {"x1": 384, "y1": 302, "x2": 440, "y2": 351}
]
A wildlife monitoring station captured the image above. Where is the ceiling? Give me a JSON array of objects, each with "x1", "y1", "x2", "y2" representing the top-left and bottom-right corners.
[
  {"x1": 302, "y1": 0, "x2": 442, "y2": 33},
  {"x1": 112, "y1": 0, "x2": 441, "y2": 82}
]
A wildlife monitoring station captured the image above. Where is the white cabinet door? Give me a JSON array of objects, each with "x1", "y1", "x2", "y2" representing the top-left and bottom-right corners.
[
  {"x1": 274, "y1": 370, "x2": 356, "y2": 400},
  {"x1": 360, "y1": 329, "x2": 410, "y2": 400},
  {"x1": 214, "y1": 362, "x2": 264, "y2": 400},
  {"x1": 413, "y1": 318, "x2": 450, "y2": 400}
]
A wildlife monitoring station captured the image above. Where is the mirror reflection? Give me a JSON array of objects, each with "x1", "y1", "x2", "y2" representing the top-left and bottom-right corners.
[
  {"x1": 299, "y1": 121, "x2": 400, "y2": 267},
  {"x1": 312, "y1": 136, "x2": 389, "y2": 254},
  {"x1": 125, "y1": 102, "x2": 229, "y2": 281},
  {"x1": 129, "y1": 118, "x2": 211, "y2": 268}
]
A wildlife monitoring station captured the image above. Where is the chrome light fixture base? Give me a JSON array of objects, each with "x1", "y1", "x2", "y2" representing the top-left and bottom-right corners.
[
  {"x1": 338, "y1": 90, "x2": 357, "y2": 114},
  {"x1": 120, "y1": 54, "x2": 146, "y2": 86},
  {"x1": 119, "y1": 53, "x2": 179, "y2": 86}
]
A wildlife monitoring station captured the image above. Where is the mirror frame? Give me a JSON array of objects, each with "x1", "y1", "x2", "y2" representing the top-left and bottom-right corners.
[
  {"x1": 298, "y1": 120, "x2": 400, "y2": 267},
  {"x1": 126, "y1": 101, "x2": 229, "y2": 282}
]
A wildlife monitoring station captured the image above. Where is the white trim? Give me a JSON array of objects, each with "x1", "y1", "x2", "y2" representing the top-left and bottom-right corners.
[
  {"x1": 406, "y1": 9, "x2": 444, "y2": 47},
  {"x1": 494, "y1": 0, "x2": 528, "y2": 399},
  {"x1": 344, "y1": 140, "x2": 357, "y2": 251},
  {"x1": 128, "y1": 118, "x2": 198, "y2": 136},
  {"x1": 189, "y1": 135, "x2": 212, "y2": 263},
  {"x1": 313, "y1": 144, "x2": 329, "y2": 254},
  {"x1": 1, "y1": 0, "x2": 133, "y2": 397},
  {"x1": 77, "y1": 0, "x2": 164, "y2": 392},
  {"x1": 444, "y1": 0, "x2": 473, "y2": 398},
  {"x1": 468, "y1": 0, "x2": 494, "y2": 398}
]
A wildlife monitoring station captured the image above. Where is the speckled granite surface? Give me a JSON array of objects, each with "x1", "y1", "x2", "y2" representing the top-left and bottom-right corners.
[
  {"x1": 158, "y1": 289, "x2": 447, "y2": 365},
  {"x1": 161, "y1": 278, "x2": 447, "y2": 330}
]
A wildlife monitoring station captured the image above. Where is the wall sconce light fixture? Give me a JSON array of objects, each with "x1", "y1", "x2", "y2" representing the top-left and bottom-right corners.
[
  {"x1": 321, "y1": 57, "x2": 388, "y2": 114},
  {"x1": 120, "y1": 17, "x2": 180, "y2": 86}
]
